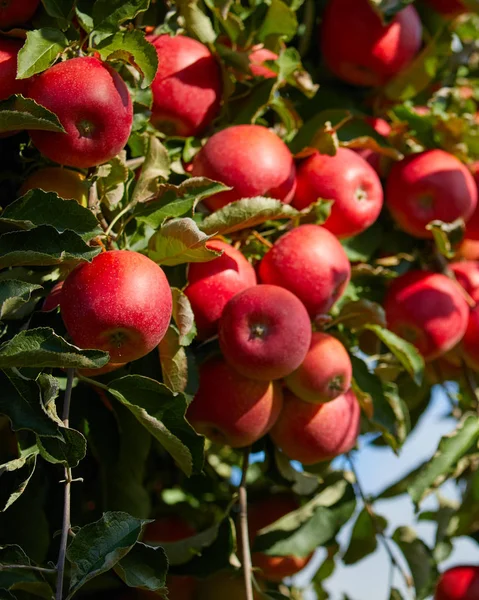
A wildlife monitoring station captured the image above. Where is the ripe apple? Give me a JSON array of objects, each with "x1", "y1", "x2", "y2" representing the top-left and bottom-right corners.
[
  {"x1": 191, "y1": 124, "x2": 296, "y2": 211},
  {"x1": 285, "y1": 332, "x2": 352, "y2": 403},
  {"x1": 147, "y1": 34, "x2": 222, "y2": 137},
  {"x1": 354, "y1": 116, "x2": 392, "y2": 177},
  {"x1": 320, "y1": 0, "x2": 422, "y2": 87},
  {"x1": 423, "y1": 0, "x2": 467, "y2": 17},
  {"x1": 435, "y1": 565, "x2": 479, "y2": 600},
  {"x1": 386, "y1": 150, "x2": 477, "y2": 238},
  {"x1": 20, "y1": 167, "x2": 88, "y2": 206},
  {"x1": 0, "y1": 0, "x2": 40, "y2": 29},
  {"x1": 450, "y1": 261, "x2": 479, "y2": 303},
  {"x1": 293, "y1": 148, "x2": 384, "y2": 238},
  {"x1": 186, "y1": 356, "x2": 283, "y2": 448},
  {"x1": 259, "y1": 224, "x2": 351, "y2": 319},
  {"x1": 196, "y1": 571, "x2": 262, "y2": 600},
  {"x1": 462, "y1": 307, "x2": 479, "y2": 371},
  {"x1": 27, "y1": 57, "x2": 133, "y2": 168},
  {"x1": 270, "y1": 389, "x2": 361, "y2": 464},
  {"x1": 248, "y1": 46, "x2": 278, "y2": 78},
  {"x1": 384, "y1": 270, "x2": 469, "y2": 361},
  {"x1": 0, "y1": 38, "x2": 28, "y2": 101},
  {"x1": 60, "y1": 250, "x2": 172, "y2": 364},
  {"x1": 42, "y1": 281, "x2": 63, "y2": 312},
  {"x1": 184, "y1": 239, "x2": 257, "y2": 340},
  {"x1": 248, "y1": 493, "x2": 313, "y2": 581},
  {"x1": 218, "y1": 284, "x2": 311, "y2": 381}
]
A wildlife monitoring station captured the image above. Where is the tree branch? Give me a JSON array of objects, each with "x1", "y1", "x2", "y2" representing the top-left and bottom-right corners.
[{"x1": 238, "y1": 446, "x2": 254, "y2": 600}]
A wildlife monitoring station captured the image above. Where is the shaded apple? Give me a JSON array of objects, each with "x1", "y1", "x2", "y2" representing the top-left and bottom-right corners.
[
  {"x1": 191, "y1": 124, "x2": 296, "y2": 211},
  {"x1": 0, "y1": 0, "x2": 40, "y2": 29},
  {"x1": 186, "y1": 356, "x2": 283, "y2": 448},
  {"x1": 0, "y1": 38, "x2": 28, "y2": 101},
  {"x1": 354, "y1": 116, "x2": 392, "y2": 177},
  {"x1": 435, "y1": 565, "x2": 479, "y2": 600},
  {"x1": 293, "y1": 147, "x2": 384, "y2": 238},
  {"x1": 259, "y1": 224, "x2": 351, "y2": 319},
  {"x1": 270, "y1": 389, "x2": 361, "y2": 465},
  {"x1": 20, "y1": 167, "x2": 89, "y2": 206},
  {"x1": 184, "y1": 239, "x2": 257, "y2": 340},
  {"x1": 60, "y1": 250, "x2": 172, "y2": 364},
  {"x1": 41, "y1": 281, "x2": 63, "y2": 312}
]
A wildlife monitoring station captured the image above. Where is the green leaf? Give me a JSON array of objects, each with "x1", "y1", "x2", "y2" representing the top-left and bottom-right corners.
[
  {"x1": 258, "y1": 0, "x2": 298, "y2": 42},
  {"x1": 41, "y1": 0, "x2": 76, "y2": 26},
  {"x1": 158, "y1": 326, "x2": 189, "y2": 394},
  {"x1": 426, "y1": 219, "x2": 465, "y2": 259},
  {"x1": 107, "y1": 375, "x2": 204, "y2": 476},
  {"x1": 0, "y1": 281, "x2": 42, "y2": 320},
  {"x1": 230, "y1": 78, "x2": 276, "y2": 125},
  {"x1": 171, "y1": 288, "x2": 197, "y2": 346},
  {"x1": 367, "y1": 0, "x2": 415, "y2": 21},
  {"x1": 147, "y1": 217, "x2": 221, "y2": 266},
  {"x1": 0, "y1": 226, "x2": 101, "y2": 268},
  {"x1": 342, "y1": 508, "x2": 387, "y2": 565},
  {"x1": 341, "y1": 222, "x2": 384, "y2": 262},
  {"x1": 92, "y1": 0, "x2": 151, "y2": 35},
  {"x1": 408, "y1": 414, "x2": 479, "y2": 505},
  {"x1": 96, "y1": 156, "x2": 129, "y2": 210},
  {"x1": 0, "y1": 545, "x2": 52, "y2": 595},
  {"x1": 66, "y1": 512, "x2": 149, "y2": 597},
  {"x1": 155, "y1": 520, "x2": 225, "y2": 566},
  {"x1": 392, "y1": 527, "x2": 437, "y2": 600},
  {"x1": 0, "y1": 328, "x2": 109, "y2": 369},
  {"x1": 363, "y1": 325, "x2": 424, "y2": 385},
  {"x1": 17, "y1": 29, "x2": 68, "y2": 79},
  {"x1": 0, "y1": 96, "x2": 65, "y2": 134},
  {"x1": 175, "y1": 0, "x2": 217, "y2": 43},
  {"x1": 200, "y1": 197, "x2": 298, "y2": 235},
  {"x1": 1, "y1": 191, "x2": 102, "y2": 241},
  {"x1": 130, "y1": 135, "x2": 170, "y2": 205},
  {"x1": 0, "y1": 449, "x2": 37, "y2": 511},
  {"x1": 95, "y1": 29, "x2": 159, "y2": 89},
  {"x1": 37, "y1": 427, "x2": 86, "y2": 468},
  {"x1": 115, "y1": 543, "x2": 168, "y2": 592}
]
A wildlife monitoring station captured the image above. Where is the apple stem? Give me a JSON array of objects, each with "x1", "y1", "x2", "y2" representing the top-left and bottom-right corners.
[
  {"x1": 239, "y1": 446, "x2": 254, "y2": 600},
  {"x1": 55, "y1": 368, "x2": 75, "y2": 600}
]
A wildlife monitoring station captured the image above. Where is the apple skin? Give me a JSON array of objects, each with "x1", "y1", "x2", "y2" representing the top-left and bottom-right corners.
[
  {"x1": 60, "y1": 250, "x2": 172, "y2": 364},
  {"x1": 249, "y1": 46, "x2": 278, "y2": 78},
  {"x1": 354, "y1": 116, "x2": 392, "y2": 177},
  {"x1": 456, "y1": 238, "x2": 479, "y2": 261},
  {"x1": 186, "y1": 356, "x2": 283, "y2": 448},
  {"x1": 423, "y1": 0, "x2": 467, "y2": 17},
  {"x1": 20, "y1": 167, "x2": 88, "y2": 206},
  {"x1": 463, "y1": 162, "x2": 479, "y2": 241},
  {"x1": 248, "y1": 494, "x2": 313, "y2": 581},
  {"x1": 285, "y1": 332, "x2": 352, "y2": 403},
  {"x1": 147, "y1": 34, "x2": 222, "y2": 137},
  {"x1": 435, "y1": 566, "x2": 479, "y2": 600},
  {"x1": 42, "y1": 281, "x2": 64, "y2": 312},
  {"x1": 384, "y1": 270, "x2": 469, "y2": 362},
  {"x1": 0, "y1": 38, "x2": 28, "y2": 101},
  {"x1": 450, "y1": 261, "x2": 479, "y2": 303},
  {"x1": 293, "y1": 148, "x2": 384, "y2": 238},
  {"x1": 270, "y1": 389, "x2": 361, "y2": 465},
  {"x1": 386, "y1": 150, "x2": 477, "y2": 239},
  {"x1": 320, "y1": 0, "x2": 422, "y2": 87},
  {"x1": 259, "y1": 224, "x2": 351, "y2": 319},
  {"x1": 462, "y1": 307, "x2": 479, "y2": 371},
  {"x1": 191, "y1": 124, "x2": 296, "y2": 211},
  {"x1": 218, "y1": 284, "x2": 312, "y2": 381},
  {"x1": 184, "y1": 239, "x2": 257, "y2": 340},
  {"x1": 27, "y1": 57, "x2": 133, "y2": 169},
  {"x1": 0, "y1": 0, "x2": 40, "y2": 28},
  {"x1": 196, "y1": 571, "x2": 262, "y2": 600}
]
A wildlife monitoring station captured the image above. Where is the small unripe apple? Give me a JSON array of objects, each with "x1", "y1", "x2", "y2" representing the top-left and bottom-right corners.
[
  {"x1": 186, "y1": 356, "x2": 283, "y2": 448},
  {"x1": 321, "y1": 0, "x2": 422, "y2": 87},
  {"x1": 0, "y1": 38, "x2": 28, "y2": 101},
  {"x1": 259, "y1": 224, "x2": 351, "y2": 319},
  {"x1": 354, "y1": 116, "x2": 392, "y2": 177},
  {"x1": 435, "y1": 565, "x2": 479, "y2": 600},
  {"x1": 386, "y1": 150, "x2": 477, "y2": 239},
  {"x1": 184, "y1": 239, "x2": 257, "y2": 340},
  {"x1": 270, "y1": 389, "x2": 361, "y2": 464},
  {"x1": 219, "y1": 284, "x2": 311, "y2": 381},
  {"x1": 450, "y1": 261, "x2": 479, "y2": 303},
  {"x1": 60, "y1": 250, "x2": 172, "y2": 364},
  {"x1": 285, "y1": 332, "x2": 352, "y2": 403},
  {"x1": 384, "y1": 270, "x2": 469, "y2": 361},
  {"x1": 196, "y1": 571, "x2": 263, "y2": 600},
  {"x1": 423, "y1": 0, "x2": 467, "y2": 17},
  {"x1": 148, "y1": 34, "x2": 222, "y2": 137},
  {"x1": 0, "y1": 0, "x2": 40, "y2": 29},
  {"x1": 293, "y1": 148, "x2": 384, "y2": 238},
  {"x1": 248, "y1": 494, "x2": 313, "y2": 581},
  {"x1": 20, "y1": 167, "x2": 89, "y2": 206},
  {"x1": 191, "y1": 124, "x2": 296, "y2": 211},
  {"x1": 27, "y1": 57, "x2": 133, "y2": 168}
]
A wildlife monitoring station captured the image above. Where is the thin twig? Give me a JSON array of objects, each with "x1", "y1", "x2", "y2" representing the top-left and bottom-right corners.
[
  {"x1": 0, "y1": 565, "x2": 56, "y2": 574},
  {"x1": 55, "y1": 368, "x2": 75, "y2": 600},
  {"x1": 238, "y1": 446, "x2": 254, "y2": 600}
]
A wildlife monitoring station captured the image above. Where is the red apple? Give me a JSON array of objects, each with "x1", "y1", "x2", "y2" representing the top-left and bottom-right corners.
[
  {"x1": 186, "y1": 356, "x2": 283, "y2": 448},
  {"x1": 41, "y1": 281, "x2": 63, "y2": 312},
  {"x1": 450, "y1": 261, "x2": 479, "y2": 303},
  {"x1": 0, "y1": 0, "x2": 40, "y2": 29},
  {"x1": 462, "y1": 307, "x2": 479, "y2": 370},
  {"x1": 293, "y1": 148, "x2": 384, "y2": 238},
  {"x1": 248, "y1": 494, "x2": 313, "y2": 581},
  {"x1": 435, "y1": 565, "x2": 479, "y2": 600},
  {"x1": 27, "y1": 57, "x2": 133, "y2": 168},
  {"x1": 60, "y1": 250, "x2": 172, "y2": 364},
  {"x1": 259, "y1": 224, "x2": 351, "y2": 319},
  {"x1": 320, "y1": 0, "x2": 422, "y2": 87},
  {"x1": 285, "y1": 332, "x2": 352, "y2": 403},
  {"x1": 464, "y1": 162, "x2": 479, "y2": 240},
  {"x1": 456, "y1": 238, "x2": 479, "y2": 261},
  {"x1": 218, "y1": 284, "x2": 311, "y2": 381},
  {"x1": 384, "y1": 270, "x2": 469, "y2": 361},
  {"x1": 386, "y1": 150, "x2": 477, "y2": 239},
  {"x1": 423, "y1": 0, "x2": 467, "y2": 17},
  {"x1": 248, "y1": 46, "x2": 278, "y2": 79},
  {"x1": 0, "y1": 38, "x2": 28, "y2": 101},
  {"x1": 148, "y1": 34, "x2": 222, "y2": 137},
  {"x1": 184, "y1": 239, "x2": 257, "y2": 340},
  {"x1": 191, "y1": 124, "x2": 296, "y2": 211},
  {"x1": 270, "y1": 389, "x2": 361, "y2": 465},
  {"x1": 355, "y1": 116, "x2": 392, "y2": 176}
]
